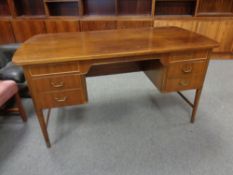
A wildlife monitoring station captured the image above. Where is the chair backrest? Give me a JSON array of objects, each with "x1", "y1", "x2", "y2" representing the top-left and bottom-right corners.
[
  {"x1": 0, "y1": 43, "x2": 20, "y2": 61},
  {"x1": 0, "y1": 49, "x2": 8, "y2": 69}
]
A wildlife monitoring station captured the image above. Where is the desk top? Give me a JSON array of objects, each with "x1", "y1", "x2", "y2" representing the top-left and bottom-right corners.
[{"x1": 13, "y1": 27, "x2": 218, "y2": 66}]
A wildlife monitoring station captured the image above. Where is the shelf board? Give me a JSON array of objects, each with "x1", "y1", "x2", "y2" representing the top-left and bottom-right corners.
[
  {"x1": 15, "y1": 15, "x2": 47, "y2": 19},
  {"x1": 156, "y1": 0, "x2": 196, "y2": 1},
  {"x1": 48, "y1": 15, "x2": 79, "y2": 18},
  {"x1": 196, "y1": 12, "x2": 233, "y2": 17},
  {"x1": 155, "y1": 14, "x2": 193, "y2": 18},
  {"x1": 80, "y1": 15, "x2": 153, "y2": 21},
  {"x1": 117, "y1": 15, "x2": 152, "y2": 20},
  {"x1": 0, "y1": 16, "x2": 13, "y2": 20},
  {"x1": 44, "y1": 0, "x2": 79, "y2": 2},
  {"x1": 47, "y1": 16, "x2": 80, "y2": 20}
]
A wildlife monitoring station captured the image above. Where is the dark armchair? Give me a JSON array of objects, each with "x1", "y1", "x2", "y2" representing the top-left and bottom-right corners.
[{"x1": 0, "y1": 44, "x2": 29, "y2": 97}]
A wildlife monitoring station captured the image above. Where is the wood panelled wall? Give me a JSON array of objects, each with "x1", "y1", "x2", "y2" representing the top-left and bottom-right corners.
[
  {"x1": 11, "y1": 19, "x2": 46, "y2": 42},
  {"x1": 0, "y1": 18, "x2": 233, "y2": 55},
  {"x1": 0, "y1": 19, "x2": 15, "y2": 44},
  {"x1": 154, "y1": 18, "x2": 233, "y2": 53}
]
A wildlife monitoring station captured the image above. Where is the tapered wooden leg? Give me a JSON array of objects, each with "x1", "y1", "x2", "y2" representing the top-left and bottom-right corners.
[
  {"x1": 35, "y1": 109, "x2": 51, "y2": 148},
  {"x1": 15, "y1": 93, "x2": 27, "y2": 122},
  {"x1": 191, "y1": 88, "x2": 203, "y2": 123}
]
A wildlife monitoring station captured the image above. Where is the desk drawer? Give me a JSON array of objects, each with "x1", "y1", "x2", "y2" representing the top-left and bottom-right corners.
[
  {"x1": 32, "y1": 74, "x2": 82, "y2": 92},
  {"x1": 169, "y1": 51, "x2": 208, "y2": 63},
  {"x1": 38, "y1": 89, "x2": 87, "y2": 109},
  {"x1": 28, "y1": 62, "x2": 79, "y2": 76},
  {"x1": 167, "y1": 61, "x2": 206, "y2": 78},
  {"x1": 164, "y1": 76, "x2": 203, "y2": 92}
]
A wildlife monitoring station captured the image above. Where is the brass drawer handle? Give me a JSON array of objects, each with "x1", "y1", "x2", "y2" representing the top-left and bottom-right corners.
[
  {"x1": 54, "y1": 96, "x2": 67, "y2": 102},
  {"x1": 182, "y1": 65, "x2": 193, "y2": 73},
  {"x1": 179, "y1": 80, "x2": 189, "y2": 86},
  {"x1": 51, "y1": 81, "x2": 64, "y2": 88}
]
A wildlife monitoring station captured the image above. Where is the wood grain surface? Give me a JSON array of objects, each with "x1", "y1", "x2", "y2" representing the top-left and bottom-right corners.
[{"x1": 13, "y1": 27, "x2": 218, "y2": 65}]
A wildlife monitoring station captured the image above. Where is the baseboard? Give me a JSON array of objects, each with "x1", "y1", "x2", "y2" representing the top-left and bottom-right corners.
[{"x1": 211, "y1": 52, "x2": 233, "y2": 60}]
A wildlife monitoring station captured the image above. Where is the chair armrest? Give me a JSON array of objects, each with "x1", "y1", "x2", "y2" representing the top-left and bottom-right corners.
[{"x1": 0, "y1": 62, "x2": 25, "y2": 83}]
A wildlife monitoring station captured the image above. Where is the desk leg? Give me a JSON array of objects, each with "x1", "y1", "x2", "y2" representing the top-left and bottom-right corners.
[
  {"x1": 191, "y1": 88, "x2": 203, "y2": 123},
  {"x1": 35, "y1": 109, "x2": 51, "y2": 148}
]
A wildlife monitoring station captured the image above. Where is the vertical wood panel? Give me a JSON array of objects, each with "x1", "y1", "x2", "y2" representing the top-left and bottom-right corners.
[
  {"x1": 0, "y1": 20, "x2": 15, "y2": 44},
  {"x1": 12, "y1": 19, "x2": 46, "y2": 42},
  {"x1": 151, "y1": 0, "x2": 156, "y2": 16},
  {"x1": 216, "y1": 20, "x2": 233, "y2": 52},
  {"x1": 196, "y1": 20, "x2": 220, "y2": 52},
  {"x1": 45, "y1": 19, "x2": 80, "y2": 33},
  {"x1": 7, "y1": 0, "x2": 17, "y2": 17},
  {"x1": 154, "y1": 18, "x2": 233, "y2": 53},
  {"x1": 194, "y1": 0, "x2": 200, "y2": 16},
  {"x1": 154, "y1": 19, "x2": 198, "y2": 32},
  {"x1": 117, "y1": 20, "x2": 153, "y2": 29},
  {"x1": 196, "y1": 20, "x2": 220, "y2": 40},
  {"x1": 80, "y1": 20, "x2": 116, "y2": 31},
  {"x1": 79, "y1": 0, "x2": 83, "y2": 16}
]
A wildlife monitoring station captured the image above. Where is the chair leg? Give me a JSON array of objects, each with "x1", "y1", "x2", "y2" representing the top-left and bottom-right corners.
[{"x1": 15, "y1": 93, "x2": 27, "y2": 122}]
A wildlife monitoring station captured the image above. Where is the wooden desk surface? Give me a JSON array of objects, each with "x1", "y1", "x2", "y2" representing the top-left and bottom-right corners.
[{"x1": 13, "y1": 27, "x2": 218, "y2": 66}]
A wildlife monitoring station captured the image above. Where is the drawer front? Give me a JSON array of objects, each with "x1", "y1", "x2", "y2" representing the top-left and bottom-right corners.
[
  {"x1": 28, "y1": 62, "x2": 79, "y2": 76},
  {"x1": 167, "y1": 61, "x2": 206, "y2": 78},
  {"x1": 31, "y1": 74, "x2": 82, "y2": 92},
  {"x1": 38, "y1": 89, "x2": 87, "y2": 109},
  {"x1": 169, "y1": 51, "x2": 208, "y2": 63},
  {"x1": 164, "y1": 76, "x2": 203, "y2": 92}
]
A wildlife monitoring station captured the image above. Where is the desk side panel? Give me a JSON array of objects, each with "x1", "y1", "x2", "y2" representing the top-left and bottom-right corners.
[{"x1": 143, "y1": 60, "x2": 166, "y2": 91}]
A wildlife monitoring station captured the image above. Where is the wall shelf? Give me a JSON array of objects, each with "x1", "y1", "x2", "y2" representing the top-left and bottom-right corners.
[
  {"x1": 196, "y1": 0, "x2": 233, "y2": 16},
  {"x1": 13, "y1": 0, "x2": 45, "y2": 17},
  {"x1": 45, "y1": 0, "x2": 80, "y2": 2},
  {"x1": 197, "y1": 12, "x2": 233, "y2": 17},
  {"x1": 118, "y1": 0, "x2": 152, "y2": 15},
  {"x1": 45, "y1": 1, "x2": 79, "y2": 16},
  {"x1": 155, "y1": 0, "x2": 196, "y2": 16},
  {"x1": 0, "y1": 0, "x2": 11, "y2": 17},
  {"x1": 83, "y1": 0, "x2": 115, "y2": 15}
]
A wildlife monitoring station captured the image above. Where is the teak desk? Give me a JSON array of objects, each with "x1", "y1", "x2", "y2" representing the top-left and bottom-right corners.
[{"x1": 13, "y1": 27, "x2": 218, "y2": 148}]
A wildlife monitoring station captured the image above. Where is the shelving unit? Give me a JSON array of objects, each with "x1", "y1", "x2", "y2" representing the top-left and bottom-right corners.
[
  {"x1": 155, "y1": 0, "x2": 196, "y2": 16},
  {"x1": 82, "y1": 0, "x2": 152, "y2": 16},
  {"x1": 45, "y1": 1, "x2": 80, "y2": 16},
  {"x1": 196, "y1": 0, "x2": 233, "y2": 16},
  {"x1": 12, "y1": 0, "x2": 45, "y2": 17},
  {"x1": 83, "y1": 0, "x2": 115, "y2": 15},
  {"x1": 2, "y1": 0, "x2": 232, "y2": 18},
  {"x1": 0, "y1": 0, "x2": 11, "y2": 17},
  {"x1": 118, "y1": 0, "x2": 152, "y2": 16}
]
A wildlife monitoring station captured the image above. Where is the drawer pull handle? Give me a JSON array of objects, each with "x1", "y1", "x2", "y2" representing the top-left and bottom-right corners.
[
  {"x1": 179, "y1": 80, "x2": 189, "y2": 86},
  {"x1": 182, "y1": 65, "x2": 192, "y2": 73},
  {"x1": 54, "y1": 96, "x2": 67, "y2": 102},
  {"x1": 51, "y1": 81, "x2": 64, "y2": 88}
]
